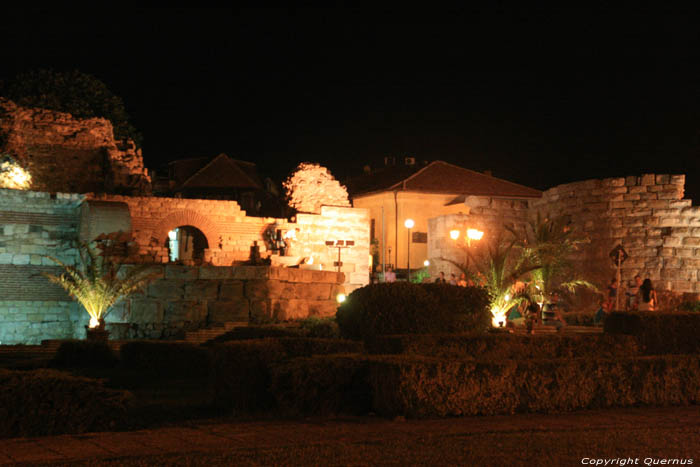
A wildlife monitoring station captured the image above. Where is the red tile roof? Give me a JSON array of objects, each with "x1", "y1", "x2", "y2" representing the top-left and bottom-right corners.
[{"x1": 351, "y1": 161, "x2": 542, "y2": 198}]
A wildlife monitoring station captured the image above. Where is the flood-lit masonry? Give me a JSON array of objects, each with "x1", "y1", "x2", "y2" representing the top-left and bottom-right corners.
[{"x1": 0, "y1": 188, "x2": 370, "y2": 344}]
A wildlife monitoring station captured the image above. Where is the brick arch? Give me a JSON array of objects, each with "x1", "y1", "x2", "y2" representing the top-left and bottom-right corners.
[{"x1": 153, "y1": 209, "x2": 219, "y2": 250}]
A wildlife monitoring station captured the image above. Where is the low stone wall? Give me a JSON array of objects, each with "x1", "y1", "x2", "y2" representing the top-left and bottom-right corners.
[{"x1": 105, "y1": 265, "x2": 345, "y2": 340}]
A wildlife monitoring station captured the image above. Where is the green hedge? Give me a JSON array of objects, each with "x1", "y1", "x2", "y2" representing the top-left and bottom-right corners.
[
  {"x1": 604, "y1": 312, "x2": 700, "y2": 355},
  {"x1": 336, "y1": 283, "x2": 491, "y2": 342},
  {"x1": 369, "y1": 354, "x2": 700, "y2": 418},
  {"x1": 119, "y1": 341, "x2": 211, "y2": 378},
  {"x1": 0, "y1": 369, "x2": 132, "y2": 438},
  {"x1": 270, "y1": 354, "x2": 371, "y2": 415},
  {"x1": 209, "y1": 337, "x2": 363, "y2": 413},
  {"x1": 50, "y1": 340, "x2": 119, "y2": 368},
  {"x1": 562, "y1": 312, "x2": 596, "y2": 326},
  {"x1": 366, "y1": 333, "x2": 639, "y2": 359}
]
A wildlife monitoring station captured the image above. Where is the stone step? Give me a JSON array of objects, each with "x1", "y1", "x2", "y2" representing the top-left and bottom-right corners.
[{"x1": 183, "y1": 321, "x2": 248, "y2": 344}]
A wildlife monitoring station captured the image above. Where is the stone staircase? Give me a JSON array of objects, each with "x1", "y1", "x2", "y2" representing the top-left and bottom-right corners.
[{"x1": 182, "y1": 321, "x2": 248, "y2": 345}]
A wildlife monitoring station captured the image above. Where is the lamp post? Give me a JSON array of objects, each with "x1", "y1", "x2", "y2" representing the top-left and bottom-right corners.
[
  {"x1": 450, "y1": 227, "x2": 484, "y2": 272},
  {"x1": 405, "y1": 218, "x2": 414, "y2": 281}
]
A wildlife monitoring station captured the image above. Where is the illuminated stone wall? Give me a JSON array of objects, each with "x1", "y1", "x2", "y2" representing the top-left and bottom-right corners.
[
  {"x1": 105, "y1": 265, "x2": 345, "y2": 340},
  {"x1": 532, "y1": 174, "x2": 700, "y2": 295},
  {"x1": 0, "y1": 98, "x2": 151, "y2": 194}
]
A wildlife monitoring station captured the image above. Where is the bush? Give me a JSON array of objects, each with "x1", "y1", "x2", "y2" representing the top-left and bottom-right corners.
[
  {"x1": 562, "y1": 312, "x2": 596, "y2": 326},
  {"x1": 119, "y1": 341, "x2": 211, "y2": 378},
  {"x1": 209, "y1": 339, "x2": 286, "y2": 413},
  {"x1": 336, "y1": 283, "x2": 491, "y2": 342},
  {"x1": 604, "y1": 312, "x2": 700, "y2": 355},
  {"x1": 207, "y1": 325, "x2": 306, "y2": 344},
  {"x1": 0, "y1": 368, "x2": 132, "y2": 438},
  {"x1": 367, "y1": 333, "x2": 639, "y2": 360},
  {"x1": 208, "y1": 337, "x2": 365, "y2": 413},
  {"x1": 298, "y1": 317, "x2": 340, "y2": 338},
  {"x1": 270, "y1": 354, "x2": 371, "y2": 415},
  {"x1": 679, "y1": 301, "x2": 700, "y2": 312},
  {"x1": 50, "y1": 340, "x2": 119, "y2": 368},
  {"x1": 369, "y1": 354, "x2": 700, "y2": 418}
]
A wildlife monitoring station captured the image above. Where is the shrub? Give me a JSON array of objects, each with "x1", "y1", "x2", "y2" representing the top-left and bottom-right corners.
[
  {"x1": 119, "y1": 341, "x2": 211, "y2": 378},
  {"x1": 604, "y1": 312, "x2": 700, "y2": 355},
  {"x1": 562, "y1": 312, "x2": 596, "y2": 326},
  {"x1": 0, "y1": 368, "x2": 132, "y2": 438},
  {"x1": 207, "y1": 325, "x2": 305, "y2": 344},
  {"x1": 369, "y1": 354, "x2": 700, "y2": 418},
  {"x1": 336, "y1": 283, "x2": 491, "y2": 342},
  {"x1": 208, "y1": 337, "x2": 365, "y2": 413},
  {"x1": 270, "y1": 354, "x2": 371, "y2": 415},
  {"x1": 679, "y1": 301, "x2": 700, "y2": 312},
  {"x1": 366, "y1": 333, "x2": 639, "y2": 360},
  {"x1": 298, "y1": 316, "x2": 340, "y2": 338},
  {"x1": 209, "y1": 339, "x2": 286, "y2": 413},
  {"x1": 50, "y1": 340, "x2": 119, "y2": 368}
]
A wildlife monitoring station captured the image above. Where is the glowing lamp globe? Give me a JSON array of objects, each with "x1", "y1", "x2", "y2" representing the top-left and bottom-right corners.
[
  {"x1": 449, "y1": 230, "x2": 460, "y2": 240},
  {"x1": 404, "y1": 219, "x2": 414, "y2": 229}
]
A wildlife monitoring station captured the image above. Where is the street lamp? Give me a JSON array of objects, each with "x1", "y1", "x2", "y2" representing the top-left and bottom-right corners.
[
  {"x1": 405, "y1": 218, "x2": 414, "y2": 281},
  {"x1": 451, "y1": 227, "x2": 484, "y2": 272}
]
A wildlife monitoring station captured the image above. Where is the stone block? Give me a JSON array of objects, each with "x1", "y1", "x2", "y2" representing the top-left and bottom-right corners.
[
  {"x1": 249, "y1": 300, "x2": 272, "y2": 323},
  {"x1": 165, "y1": 265, "x2": 199, "y2": 280},
  {"x1": 682, "y1": 237, "x2": 700, "y2": 246},
  {"x1": 662, "y1": 236, "x2": 682, "y2": 247},
  {"x1": 676, "y1": 248, "x2": 694, "y2": 258},
  {"x1": 147, "y1": 279, "x2": 186, "y2": 299},
  {"x1": 199, "y1": 266, "x2": 232, "y2": 279},
  {"x1": 11, "y1": 254, "x2": 30, "y2": 265},
  {"x1": 663, "y1": 257, "x2": 682, "y2": 268},
  {"x1": 164, "y1": 301, "x2": 207, "y2": 323},
  {"x1": 219, "y1": 280, "x2": 244, "y2": 300},
  {"x1": 184, "y1": 280, "x2": 220, "y2": 300},
  {"x1": 640, "y1": 174, "x2": 656, "y2": 185},
  {"x1": 682, "y1": 258, "x2": 700, "y2": 268},
  {"x1": 129, "y1": 299, "x2": 163, "y2": 323},
  {"x1": 670, "y1": 281, "x2": 694, "y2": 293},
  {"x1": 208, "y1": 299, "x2": 249, "y2": 323},
  {"x1": 271, "y1": 299, "x2": 309, "y2": 321},
  {"x1": 232, "y1": 266, "x2": 271, "y2": 280},
  {"x1": 307, "y1": 300, "x2": 337, "y2": 318}
]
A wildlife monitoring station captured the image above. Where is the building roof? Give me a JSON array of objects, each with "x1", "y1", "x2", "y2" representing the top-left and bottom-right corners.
[
  {"x1": 349, "y1": 160, "x2": 542, "y2": 199},
  {"x1": 171, "y1": 153, "x2": 262, "y2": 191}
]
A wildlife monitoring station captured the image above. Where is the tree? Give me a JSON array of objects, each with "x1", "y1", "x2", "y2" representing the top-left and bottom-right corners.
[
  {"x1": 1, "y1": 69, "x2": 142, "y2": 146},
  {"x1": 43, "y1": 241, "x2": 159, "y2": 331},
  {"x1": 508, "y1": 214, "x2": 597, "y2": 305}
]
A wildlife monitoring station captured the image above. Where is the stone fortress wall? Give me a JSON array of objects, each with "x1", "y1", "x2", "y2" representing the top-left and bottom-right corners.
[
  {"x1": 429, "y1": 173, "x2": 700, "y2": 297},
  {"x1": 0, "y1": 188, "x2": 366, "y2": 344}
]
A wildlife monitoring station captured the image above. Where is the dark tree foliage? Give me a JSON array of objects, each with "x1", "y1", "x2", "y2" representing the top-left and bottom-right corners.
[{"x1": 1, "y1": 69, "x2": 142, "y2": 147}]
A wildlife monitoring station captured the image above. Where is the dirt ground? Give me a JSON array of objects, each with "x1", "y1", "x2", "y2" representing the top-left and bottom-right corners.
[{"x1": 2, "y1": 405, "x2": 698, "y2": 466}]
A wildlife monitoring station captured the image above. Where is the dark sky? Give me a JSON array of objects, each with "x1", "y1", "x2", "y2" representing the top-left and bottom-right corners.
[{"x1": 2, "y1": 7, "x2": 700, "y2": 200}]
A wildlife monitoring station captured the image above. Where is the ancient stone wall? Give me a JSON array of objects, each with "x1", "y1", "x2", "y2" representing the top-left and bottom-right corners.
[
  {"x1": 106, "y1": 265, "x2": 344, "y2": 340},
  {"x1": 0, "y1": 189, "x2": 84, "y2": 344},
  {"x1": 427, "y1": 196, "x2": 531, "y2": 278},
  {"x1": 0, "y1": 99, "x2": 151, "y2": 194},
  {"x1": 531, "y1": 174, "x2": 699, "y2": 294}
]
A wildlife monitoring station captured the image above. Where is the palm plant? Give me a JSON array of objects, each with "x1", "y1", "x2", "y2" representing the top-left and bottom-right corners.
[
  {"x1": 442, "y1": 234, "x2": 541, "y2": 326},
  {"x1": 43, "y1": 242, "x2": 160, "y2": 330},
  {"x1": 509, "y1": 213, "x2": 597, "y2": 305}
]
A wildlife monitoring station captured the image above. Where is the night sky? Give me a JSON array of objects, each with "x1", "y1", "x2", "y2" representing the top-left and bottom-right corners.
[{"x1": 2, "y1": 7, "x2": 700, "y2": 200}]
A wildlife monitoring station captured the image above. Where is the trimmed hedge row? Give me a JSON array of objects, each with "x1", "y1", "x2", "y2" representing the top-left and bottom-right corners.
[
  {"x1": 0, "y1": 369, "x2": 132, "y2": 438},
  {"x1": 336, "y1": 282, "x2": 491, "y2": 342},
  {"x1": 50, "y1": 340, "x2": 119, "y2": 368},
  {"x1": 604, "y1": 312, "x2": 700, "y2": 355},
  {"x1": 208, "y1": 325, "x2": 306, "y2": 344},
  {"x1": 369, "y1": 354, "x2": 700, "y2": 417},
  {"x1": 209, "y1": 338, "x2": 363, "y2": 412},
  {"x1": 562, "y1": 312, "x2": 596, "y2": 326},
  {"x1": 119, "y1": 341, "x2": 212, "y2": 378},
  {"x1": 366, "y1": 333, "x2": 640, "y2": 360},
  {"x1": 270, "y1": 354, "x2": 371, "y2": 415}
]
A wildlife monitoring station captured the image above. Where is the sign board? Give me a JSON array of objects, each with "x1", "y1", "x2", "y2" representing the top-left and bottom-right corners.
[{"x1": 609, "y1": 245, "x2": 628, "y2": 265}]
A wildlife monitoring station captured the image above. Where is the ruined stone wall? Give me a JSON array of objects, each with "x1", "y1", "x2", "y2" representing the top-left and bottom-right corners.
[
  {"x1": 531, "y1": 174, "x2": 699, "y2": 294},
  {"x1": 427, "y1": 197, "x2": 531, "y2": 278},
  {"x1": 0, "y1": 99, "x2": 150, "y2": 194},
  {"x1": 106, "y1": 265, "x2": 344, "y2": 340},
  {"x1": 0, "y1": 189, "x2": 84, "y2": 344}
]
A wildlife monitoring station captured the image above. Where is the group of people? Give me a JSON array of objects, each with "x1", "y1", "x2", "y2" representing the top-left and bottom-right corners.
[
  {"x1": 606, "y1": 275, "x2": 658, "y2": 312},
  {"x1": 433, "y1": 271, "x2": 472, "y2": 286}
]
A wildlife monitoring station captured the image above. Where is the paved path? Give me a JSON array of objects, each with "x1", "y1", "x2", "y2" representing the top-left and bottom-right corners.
[{"x1": 1, "y1": 406, "x2": 698, "y2": 465}]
